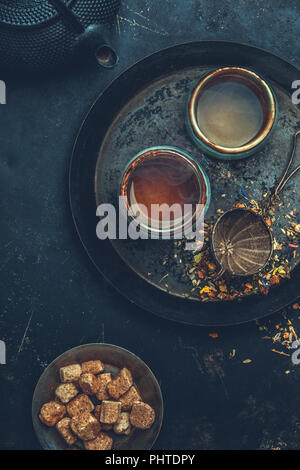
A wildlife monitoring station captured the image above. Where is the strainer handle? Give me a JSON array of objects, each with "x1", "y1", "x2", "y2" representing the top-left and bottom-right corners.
[
  {"x1": 274, "y1": 130, "x2": 300, "y2": 196},
  {"x1": 213, "y1": 266, "x2": 225, "y2": 280}
]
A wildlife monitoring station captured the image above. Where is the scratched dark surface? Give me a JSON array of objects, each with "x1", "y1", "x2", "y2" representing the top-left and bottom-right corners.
[{"x1": 0, "y1": 0, "x2": 299, "y2": 450}]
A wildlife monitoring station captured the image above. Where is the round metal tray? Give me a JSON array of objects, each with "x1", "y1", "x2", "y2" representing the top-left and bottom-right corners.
[{"x1": 69, "y1": 41, "x2": 300, "y2": 326}]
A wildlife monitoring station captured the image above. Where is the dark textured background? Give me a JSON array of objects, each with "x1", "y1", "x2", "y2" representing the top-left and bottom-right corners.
[{"x1": 0, "y1": 0, "x2": 299, "y2": 450}]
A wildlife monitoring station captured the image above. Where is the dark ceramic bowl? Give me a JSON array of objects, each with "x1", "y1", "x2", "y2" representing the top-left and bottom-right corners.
[
  {"x1": 32, "y1": 343, "x2": 163, "y2": 450},
  {"x1": 187, "y1": 66, "x2": 278, "y2": 160}
]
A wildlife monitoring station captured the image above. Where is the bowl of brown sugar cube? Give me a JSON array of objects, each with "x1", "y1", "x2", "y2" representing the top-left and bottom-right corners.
[{"x1": 32, "y1": 343, "x2": 163, "y2": 450}]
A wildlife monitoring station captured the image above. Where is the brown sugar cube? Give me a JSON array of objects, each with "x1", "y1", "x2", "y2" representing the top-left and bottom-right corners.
[
  {"x1": 39, "y1": 401, "x2": 66, "y2": 427},
  {"x1": 70, "y1": 411, "x2": 101, "y2": 441},
  {"x1": 94, "y1": 404, "x2": 102, "y2": 422},
  {"x1": 59, "y1": 364, "x2": 82, "y2": 383},
  {"x1": 81, "y1": 360, "x2": 104, "y2": 375},
  {"x1": 130, "y1": 402, "x2": 155, "y2": 430},
  {"x1": 56, "y1": 417, "x2": 77, "y2": 445},
  {"x1": 100, "y1": 400, "x2": 121, "y2": 424},
  {"x1": 84, "y1": 433, "x2": 113, "y2": 451},
  {"x1": 55, "y1": 383, "x2": 79, "y2": 404},
  {"x1": 119, "y1": 386, "x2": 142, "y2": 411},
  {"x1": 66, "y1": 394, "x2": 94, "y2": 418},
  {"x1": 79, "y1": 373, "x2": 99, "y2": 395},
  {"x1": 107, "y1": 368, "x2": 133, "y2": 399},
  {"x1": 94, "y1": 405, "x2": 112, "y2": 430},
  {"x1": 113, "y1": 412, "x2": 131, "y2": 435},
  {"x1": 101, "y1": 423, "x2": 113, "y2": 431},
  {"x1": 95, "y1": 373, "x2": 112, "y2": 401}
]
